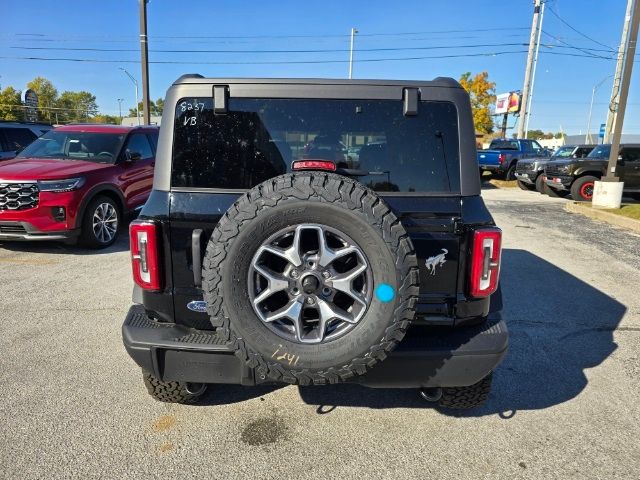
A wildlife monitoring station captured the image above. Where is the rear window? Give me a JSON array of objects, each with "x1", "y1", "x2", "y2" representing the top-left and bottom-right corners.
[
  {"x1": 489, "y1": 139, "x2": 519, "y2": 150},
  {"x1": 171, "y1": 98, "x2": 460, "y2": 193}
]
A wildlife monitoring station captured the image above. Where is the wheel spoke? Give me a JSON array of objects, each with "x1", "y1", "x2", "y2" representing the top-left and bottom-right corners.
[
  {"x1": 258, "y1": 226, "x2": 303, "y2": 267},
  {"x1": 253, "y1": 264, "x2": 290, "y2": 305},
  {"x1": 317, "y1": 298, "x2": 355, "y2": 325},
  {"x1": 329, "y1": 263, "x2": 367, "y2": 303},
  {"x1": 317, "y1": 228, "x2": 358, "y2": 268},
  {"x1": 264, "y1": 298, "x2": 304, "y2": 339}
]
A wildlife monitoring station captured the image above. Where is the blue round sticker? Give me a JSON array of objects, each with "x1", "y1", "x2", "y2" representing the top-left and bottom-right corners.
[{"x1": 375, "y1": 284, "x2": 395, "y2": 303}]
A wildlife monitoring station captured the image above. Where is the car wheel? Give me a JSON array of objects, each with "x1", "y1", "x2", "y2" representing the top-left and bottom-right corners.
[
  {"x1": 143, "y1": 371, "x2": 207, "y2": 404},
  {"x1": 535, "y1": 174, "x2": 546, "y2": 193},
  {"x1": 517, "y1": 180, "x2": 535, "y2": 191},
  {"x1": 570, "y1": 175, "x2": 598, "y2": 202},
  {"x1": 79, "y1": 195, "x2": 120, "y2": 248},
  {"x1": 437, "y1": 373, "x2": 493, "y2": 410},
  {"x1": 505, "y1": 164, "x2": 517, "y2": 181},
  {"x1": 202, "y1": 172, "x2": 419, "y2": 386}
]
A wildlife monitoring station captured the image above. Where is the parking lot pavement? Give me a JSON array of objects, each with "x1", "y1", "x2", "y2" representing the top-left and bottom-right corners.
[{"x1": 1, "y1": 188, "x2": 639, "y2": 480}]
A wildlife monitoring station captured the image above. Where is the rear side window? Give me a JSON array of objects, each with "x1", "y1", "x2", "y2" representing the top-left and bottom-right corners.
[
  {"x1": 2, "y1": 127, "x2": 36, "y2": 152},
  {"x1": 171, "y1": 98, "x2": 460, "y2": 193}
]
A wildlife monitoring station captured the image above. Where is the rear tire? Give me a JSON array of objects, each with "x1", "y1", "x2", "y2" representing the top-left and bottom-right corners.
[
  {"x1": 504, "y1": 164, "x2": 517, "y2": 181},
  {"x1": 438, "y1": 374, "x2": 493, "y2": 410},
  {"x1": 517, "y1": 180, "x2": 535, "y2": 191},
  {"x1": 143, "y1": 372, "x2": 207, "y2": 404},
  {"x1": 570, "y1": 175, "x2": 598, "y2": 202}
]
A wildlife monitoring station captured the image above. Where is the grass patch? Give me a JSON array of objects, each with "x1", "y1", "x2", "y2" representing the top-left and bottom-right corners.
[
  {"x1": 489, "y1": 179, "x2": 518, "y2": 189},
  {"x1": 606, "y1": 204, "x2": 640, "y2": 220},
  {"x1": 586, "y1": 203, "x2": 640, "y2": 220}
]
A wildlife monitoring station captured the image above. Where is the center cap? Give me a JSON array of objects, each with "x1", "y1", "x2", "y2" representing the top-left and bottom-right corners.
[{"x1": 301, "y1": 274, "x2": 320, "y2": 294}]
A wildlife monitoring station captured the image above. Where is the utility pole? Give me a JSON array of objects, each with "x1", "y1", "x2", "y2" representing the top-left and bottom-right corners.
[
  {"x1": 348, "y1": 27, "x2": 358, "y2": 79},
  {"x1": 139, "y1": 0, "x2": 151, "y2": 125},
  {"x1": 524, "y1": 0, "x2": 545, "y2": 138},
  {"x1": 593, "y1": 0, "x2": 639, "y2": 209},
  {"x1": 604, "y1": 0, "x2": 634, "y2": 143},
  {"x1": 517, "y1": 0, "x2": 544, "y2": 139}
]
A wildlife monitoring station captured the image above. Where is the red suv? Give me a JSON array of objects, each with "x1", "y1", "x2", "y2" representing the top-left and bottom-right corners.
[{"x1": 0, "y1": 124, "x2": 159, "y2": 248}]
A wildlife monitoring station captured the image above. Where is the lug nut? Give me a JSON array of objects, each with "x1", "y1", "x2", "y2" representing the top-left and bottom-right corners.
[
  {"x1": 291, "y1": 269, "x2": 299, "y2": 278},
  {"x1": 306, "y1": 297, "x2": 315, "y2": 305}
]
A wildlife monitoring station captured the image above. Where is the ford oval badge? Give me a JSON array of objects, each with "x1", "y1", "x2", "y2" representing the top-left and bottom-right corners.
[{"x1": 187, "y1": 300, "x2": 208, "y2": 313}]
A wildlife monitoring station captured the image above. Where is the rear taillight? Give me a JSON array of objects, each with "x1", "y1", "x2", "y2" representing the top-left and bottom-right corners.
[
  {"x1": 498, "y1": 153, "x2": 506, "y2": 165},
  {"x1": 130, "y1": 221, "x2": 161, "y2": 291},
  {"x1": 469, "y1": 227, "x2": 502, "y2": 298}
]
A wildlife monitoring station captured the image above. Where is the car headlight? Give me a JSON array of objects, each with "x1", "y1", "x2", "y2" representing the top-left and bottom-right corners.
[{"x1": 37, "y1": 177, "x2": 85, "y2": 193}]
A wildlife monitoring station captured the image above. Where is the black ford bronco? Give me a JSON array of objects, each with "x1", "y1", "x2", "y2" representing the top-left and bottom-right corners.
[
  {"x1": 545, "y1": 144, "x2": 640, "y2": 201},
  {"x1": 514, "y1": 144, "x2": 595, "y2": 193},
  {"x1": 122, "y1": 76, "x2": 508, "y2": 409}
]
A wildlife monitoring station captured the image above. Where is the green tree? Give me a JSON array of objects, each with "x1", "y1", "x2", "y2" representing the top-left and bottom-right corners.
[
  {"x1": 459, "y1": 72, "x2": 496, "y2": 134},
  {"x1": 0, "y1": 86, "x2": 23, "y2": 121},
  {"x1": 26, "y1": 77, "x2": 58, "y2": 122},
  {"x1": 90, "y1": 114, "x2": 120, "y2": 125},
  {"x1": 128, "y1": 97, "x2": 164, "y2": 117},
  {"x1": 56, "y1": 91, "x2": 98, "y2": 123}
]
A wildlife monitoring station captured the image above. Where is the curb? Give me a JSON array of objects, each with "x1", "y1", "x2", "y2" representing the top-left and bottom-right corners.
[{"x1": 564, "y1": 202, "x2": 640, "y2": 234}]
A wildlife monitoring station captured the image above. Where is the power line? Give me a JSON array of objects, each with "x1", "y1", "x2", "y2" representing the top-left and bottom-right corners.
[
  {"x1": 542, "y1": 30, "x2": 615, "y2": 59},
  {"x1": 547, "y1": 6, "x2": 614, "y2": 50},
  {"x1": 3, "y1": 27, "x2": 532, "y2": 41},
  {"x1": 0, "y1": 49, "x2": 622, "y2": 66},
  {"x1": 9, "y1": 42, "x2": 618, "y2": 55},
  {"x1": 0, "y1": 51, "x2": 531, "y2": 65}
]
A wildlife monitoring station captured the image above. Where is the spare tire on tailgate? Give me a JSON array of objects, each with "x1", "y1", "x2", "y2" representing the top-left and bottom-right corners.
[{"x1": 202, "y1": 172, "x2": 419, "y2": 385}]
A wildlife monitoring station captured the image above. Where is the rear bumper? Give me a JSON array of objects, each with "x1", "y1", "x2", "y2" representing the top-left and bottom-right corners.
[
  {"x1": 479, "y1": 164, "x2": 504, "y2": 173},
  {"x1": 0, "y1": 221, "x2": 79, "y2": 241},
  {"x1": 122, "y1": 304, "x2": 508, "y2": 388}
]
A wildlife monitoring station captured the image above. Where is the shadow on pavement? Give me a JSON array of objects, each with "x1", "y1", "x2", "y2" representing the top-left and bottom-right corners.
[
  {"x1": 297, "y1": 248, "x2": 626, "y2": 416},
  {"x1": 0, "y1": 225, "x2": 131, "y2": 255}
]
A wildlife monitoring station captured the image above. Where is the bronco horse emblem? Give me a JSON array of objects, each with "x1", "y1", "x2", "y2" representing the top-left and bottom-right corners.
[{"x1": 425, "y1": 248, "x2": 448, "y2": 275}]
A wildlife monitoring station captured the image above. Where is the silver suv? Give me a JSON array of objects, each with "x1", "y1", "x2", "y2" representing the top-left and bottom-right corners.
[{"x1": 0, "y1": 122, "x2": 53, "y2": 161}]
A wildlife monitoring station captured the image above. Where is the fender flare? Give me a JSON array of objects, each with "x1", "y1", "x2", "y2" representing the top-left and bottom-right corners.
[
  {"x1": 573, "y1": 168, "x2": 602, "y2": 178},
  {"x1": 74, "y1": 184, "x2": 127, "y2": 229}
]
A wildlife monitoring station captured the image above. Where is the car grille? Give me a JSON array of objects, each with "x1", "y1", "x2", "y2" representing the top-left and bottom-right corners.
[
  {"x1": 0, "y1": 224, "x2": 27, "y2": 234},
  {"x1": 516, "y1": 162, "x2": 535, "y2": 174},
  {"x1": 0, "y1": 183, "x2": 39, "y2": 211},
  {"x1": 545, "y1": 165, "x2": 564, "y2": 177}
]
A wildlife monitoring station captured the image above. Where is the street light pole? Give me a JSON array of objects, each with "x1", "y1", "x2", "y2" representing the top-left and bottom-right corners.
[
  {"x1": 119, "y1": 67, "x2": 140, "y2": 125},
  {"x1": 585, "y1": 75, "x2": 613, "y2": 143},
  {"x1": 348, "y1": 27, "x2": 358, "y2": 79},
  {"x1": 117, "y1": 98, "x2": 124, "y2": 123}
]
